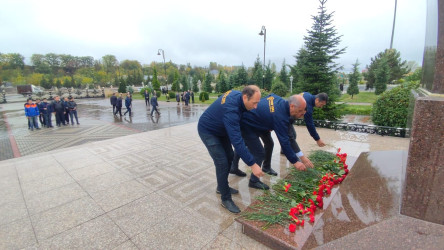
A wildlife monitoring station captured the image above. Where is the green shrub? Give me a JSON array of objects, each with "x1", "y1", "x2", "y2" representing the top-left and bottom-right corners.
[
  {"x1": 139, "y1": 87, "x2": 152, "y2": 98},
  {"x1": 156, "y1": 91, "x2": 161, "y2": 97},
  {"x1": 169, "y1": 92, "x2": 176, "y2": 99},
  {"x1": 199, "y1": 92, "x2": 209, "y2": 102},
  {"x1": 341, "y1": 105, "x2": 372, "y2": 115},
  {"x1": 271, "y1": 79, "x2": 288, "y2": 97},
  {"x1": 371, "y1": 81, "x2": 419, "y2": 127}
]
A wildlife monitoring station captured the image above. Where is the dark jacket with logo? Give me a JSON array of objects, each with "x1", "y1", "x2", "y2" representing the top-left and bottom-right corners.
[
  {"x1": 52, "y1": 100, "x2": 64, "y2": 112},
  {"x1": 67, "y1": 101, "x2": 77, "y2": 111},
  {"x1": 116, "y1": 97, "x2": 123, "y2": 108},
  {"x1": 241, "y1": 93, "x2": 298, "y2": 164},
  {"x1": 198, "y1": 90, "x2": 255, "y2": 166}
]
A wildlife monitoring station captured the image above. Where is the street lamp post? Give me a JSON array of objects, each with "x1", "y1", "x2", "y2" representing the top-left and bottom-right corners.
[
  {"x1": 157, "y1": 49, "x2": 167, "y2": 90},
  {"x1": 289, "y1": 75, "x2": 294, "y2": 94},
  {"x1": 259, "y1": 25, "x2": 266, "y2": 89}
]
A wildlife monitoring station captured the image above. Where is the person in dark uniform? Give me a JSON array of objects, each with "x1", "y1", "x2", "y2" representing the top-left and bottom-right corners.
[
  {"x1": 302, "y1": 92, "x2": 328, "y2": 147},
  {"x1": 114, "y1": 94, "x2": 123, "y2": 116},
  {"x1": 198, "y1": 85, "x2": 264, "y2": 214},
  {"x1": 67, "y1": 97, "x2": 80, "y2": 125},
  {"x1": 233, "y1": 94, "x2": 309, "y2": 190},
  {"x1": 184, "y1": 90, "x2": 190, "y2": 106},
  {"x1": 41, "y1": 98, "x2": 53, "y2": 128},
  {"x1": 36, "y1": 98, "x2": 44, "y2": 127},
  {"x1": 176, "y1": 92, "x2": 180, "y2": 105},
  {"x1": 144, "y1": 90, "x2": 150, "y2": 107},
  {"x1": 110, "y1": 92, "x2": 117, "y2": 114},
  {"x1": 51, "y1": 96, "x2": 65, "y2": 126},
  {"x1": 124, "y1": 94, "x2": 132, "y2": 116},
  {"x1": 63, "y1": 97, "x2": 70, "y2": 125},
  {"x1": 190, "y1": 91, "x2": 195, "y2": 104},
  {"x1": 150, "y1": 91, "x2": 160, "y2": 116}
]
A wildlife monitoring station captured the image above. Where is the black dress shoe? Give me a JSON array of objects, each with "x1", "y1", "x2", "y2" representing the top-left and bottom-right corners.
[
  {"x1": 249, "y1": 181, "x2": 270, "y2": 190},
  {"x1": 229, "y1": 169, "x2": 247, "y2": 177},
  {"x1": 263, "y1": 168, "x2": 278, "y2": 176},
  {"x1": 216, "y1": 187, "x2": 239, "y2": 194},
  {"x1": 221, "y1": 200, "x2": 240, "y2": 214}
]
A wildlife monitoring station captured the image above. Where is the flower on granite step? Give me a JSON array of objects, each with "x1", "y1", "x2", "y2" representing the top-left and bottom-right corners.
[
  {"x1": 309, "y1": 214, "x2": 315, "y2": 223},
  {"x1": 289, "y1": 224, "x2": 296, "y2": 233},
  {"x1": 284, "y1": 182, "x2": 291, "y2": 192}
]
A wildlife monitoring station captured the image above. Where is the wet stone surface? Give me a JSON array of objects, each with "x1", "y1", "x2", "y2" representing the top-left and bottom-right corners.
[{"x1": 0, "y1": 98, "x2": 206, "y2": 161}]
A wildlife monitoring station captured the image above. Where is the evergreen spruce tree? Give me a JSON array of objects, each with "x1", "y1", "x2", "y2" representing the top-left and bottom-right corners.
[
  {"x1": 235, "y1": 64, "x2": 248, "y2": 86},
  {"x1": 374, "y1": 58, "x2": 390, "y2": 95},
  {"x1": 228, "y1": 73, "x2": 236, "y2": 90},
  {"x1": 279, "y1": 59, "x2": 289, "y2": 88},
  {"x1": 203, "y1": 71, "x2": 213, "y2": 93},
  {"x1": 347, "y1": 59, "x2": 360, "y2": 99},
  {"x1": 192, "y1": 76, "x2": 199, "y2": 92},
  {"x1": 365, "y1": 49, "x2": 408, "y2": 89},
  {"x1": 264, "y1": 65, "x2": 274, "y2": 91},
  {"x1": 293, "y1": 0, "x2": 346, "y2": 120},
  {"x1": 251, "y1": 56, "x2": 263, "y2": 87},
  {"x1": 181, "y1": 75, "x2": 188, "y2": 91},
  {"x1": 171, "y1": 70, "x2": 180, "y2": 91},
  {"x1": 217, "y1": 71, "x2": 228, "y2": 93},
  {"x1": 152, "y1": 67, "x2": 160, "y2": 90},
  {"x1": 118, "y1": 77, "x2": 127, "y2": 93}
]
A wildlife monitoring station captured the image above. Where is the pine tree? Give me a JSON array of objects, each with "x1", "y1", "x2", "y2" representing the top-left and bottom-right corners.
[
  {"x1": 251, "y1": 56, "x2": 263, "y2": 87},
  {"x1": 365, "y1": 49, "x2": 408, "y2": 89},
  {"x1": 347, "y1": 59, "x2": 360, "y2": 99},
  {"x1": 279, "y1": 59, "x2": 289, "y2": 88},
  {"x1": 181, "y1": 75, "x2": 188, "y2": 91},
  {"x1": 293, "y1": 0, "x2": 346, "y2": 120},
  {"x1": 264, "y1": 64, "x2": 274, "y2": 91},
  {"x1": 228, "y1": 73, "x2": 236, "y2": 90},
  {"x1": 192, "y1": 76, "x2": 199, "y2": 92},
  {"x1": 235, "y1": 64, "x2": 248, "y2": 86},
  {"x1": 203, "y1": 71, "x2": 213, "y2": 93},
  {"x1": 118, "y1": 77, "x2": 127, "y2": 93},
  {"x1": 375, "y1": 58, "x2": 390, "y2": 95},
  {"x1": 152, "y1": 67, "x2": 160, "y2": 90},
  {"x1": 217, "y1": 71, "x2": 228, "y2": 93}
]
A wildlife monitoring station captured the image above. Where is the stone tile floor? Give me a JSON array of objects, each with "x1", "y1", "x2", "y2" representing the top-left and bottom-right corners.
[{"x1": 0, "y1": 98, "x2": 416, "y2": 249}]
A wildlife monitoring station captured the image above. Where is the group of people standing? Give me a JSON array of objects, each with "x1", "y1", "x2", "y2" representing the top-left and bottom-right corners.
[
  {"x1": 24, "y1": 95, "x2": 80, "y2": 131},
  {"x1": 110, "y1": 90, "x2": 160, "y2": 118},
  {"x1": 176, "y1": 90, "x2": 194, "y2": 106},
  {"x1": 198, "y1": 85, "x2": 327, "y2": 213}
]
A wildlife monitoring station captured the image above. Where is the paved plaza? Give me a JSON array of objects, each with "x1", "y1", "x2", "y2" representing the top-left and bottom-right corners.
[{"x1": 0, "y1": 98, "x2": 415, "y2": 249}]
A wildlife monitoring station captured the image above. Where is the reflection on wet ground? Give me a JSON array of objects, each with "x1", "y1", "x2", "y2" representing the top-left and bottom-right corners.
[{"x1": 0, "y1": 98, "x2": 207, "y2": 161}]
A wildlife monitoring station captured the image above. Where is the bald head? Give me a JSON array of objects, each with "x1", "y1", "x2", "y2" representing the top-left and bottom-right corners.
[
  {"x1": 242, "y1": 85, "x2": 261, "y2": 110},
  {"x1": 288, "y1": 94, "x2": 307, "y2": 118}
]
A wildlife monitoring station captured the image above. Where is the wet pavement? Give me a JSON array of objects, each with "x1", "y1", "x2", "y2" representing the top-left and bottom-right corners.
[
  {"x1": 1, "y1": 96, "x2": 434, "y2": 249},
  {"x1": 0, "y1": 98, "x2": 206, "y2": 161}
]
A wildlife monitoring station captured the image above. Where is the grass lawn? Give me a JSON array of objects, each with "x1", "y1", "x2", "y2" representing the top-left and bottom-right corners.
[
  {"x1": 339, "y1": 92, "x2": 378, "y2": 104},
  {"x1": 341, "y1": 104, "x2": 372, "y2": 115}
]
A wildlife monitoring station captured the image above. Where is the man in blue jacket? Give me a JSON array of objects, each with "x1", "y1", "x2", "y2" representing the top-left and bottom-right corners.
[
  {"x1": 150, "y1": 91, "x2": 160, "y2": 116},
  {"x1": 198, "y1": 85, "x2": 264, "y2": 214},
  {"x1": 124, "y1": 94, "x2": 132, "y2": 116},
  {"x1": 238, "y1": 94, "x2": 309, "y2": 188},
  {"x1": 24, "y1": 98, "x2": 40, "y2": 131},
  {"x1": 302, "y1": 92, "x2": 328, "y2": 147}
]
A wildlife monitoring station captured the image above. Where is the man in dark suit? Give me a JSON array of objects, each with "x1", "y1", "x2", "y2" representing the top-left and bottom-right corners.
[{"x1": 110, "y1": 92, "x2": 117, "y2": 114}]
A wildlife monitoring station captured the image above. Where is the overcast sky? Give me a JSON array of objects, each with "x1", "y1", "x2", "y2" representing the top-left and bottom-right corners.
[{"x1": 0, "y1": 0, "x2": 427, "y2": 72}]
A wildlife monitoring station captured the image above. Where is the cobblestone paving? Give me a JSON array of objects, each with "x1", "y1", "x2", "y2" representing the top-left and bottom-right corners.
[{"x1": 0, "y1": 98, "x2": 206, "y2": 161}]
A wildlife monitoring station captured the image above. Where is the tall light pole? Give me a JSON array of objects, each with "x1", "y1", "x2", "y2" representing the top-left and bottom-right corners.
[
  {"x1": 258, "y1": 25, "x2": 266, "y2": 89},
  {"x1": 390, "y1": 0, "x2": 397, "y2": 49},
  {"x1": 289, "y1": 75, "x2": 294, "y2": 94},
  {"x1": 157, "y1": 49, "x2": 167, "y2": 92}
]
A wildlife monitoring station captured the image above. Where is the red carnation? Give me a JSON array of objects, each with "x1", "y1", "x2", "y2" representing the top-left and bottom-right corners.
[
  {"x1": 289, "y1": 224, "x2": 296, "y2": 233},
  {"x1": 316, "y1": 195, "x2": 322, "y2": 203},
  {"x1": 310, "y1": 215, "x2": 315, "y2": 223},
  {"x1": 284, "y1": 183, "x2": 291, "y2": 192}
]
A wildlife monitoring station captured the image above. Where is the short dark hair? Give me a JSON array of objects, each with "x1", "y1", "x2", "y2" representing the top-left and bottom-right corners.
[
  {"x1": 27, "y1": 98, "x2": 32, "y2": 101},
  {"x1": 316, "y1": 93, "x2": 328, "y2": 103},
  {"x1": 242, "y1": 85, "x2": 260, "y2": 100}
]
